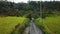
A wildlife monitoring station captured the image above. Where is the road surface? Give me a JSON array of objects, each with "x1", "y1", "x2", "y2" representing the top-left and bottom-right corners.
[{"x1": 24, "y1": 22, "x2": 43, "y2": 34}]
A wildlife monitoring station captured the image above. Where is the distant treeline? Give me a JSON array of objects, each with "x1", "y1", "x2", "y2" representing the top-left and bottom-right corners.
[{"x1": 0, "y1": 1, "x2": 60, "y2": 18}]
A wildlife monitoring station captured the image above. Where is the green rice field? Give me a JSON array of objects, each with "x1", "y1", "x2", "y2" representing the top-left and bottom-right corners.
[
  {"x1": 0, "y1": 16, "x2": 29, "y2": 34},
  {"x1": 36, "y1": 16, "x2": 60, "y2": 34}
]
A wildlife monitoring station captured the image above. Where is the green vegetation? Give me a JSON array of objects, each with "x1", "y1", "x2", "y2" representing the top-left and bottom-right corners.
[
  {"x1": 1, "y1": 1, "x2": 60, "y2": 18},
  {"x1": 0, "y1": 1, "x2": 40, "y2": 18},
  {"x1": 36, "y1": 16, "x2": 60, "y2": 34},
  {"x1": 0, "y1": 16, "x2": 29, "y2": 34},
  {"x1": 0, "y1": 1, "x2": 60, "y2": 34}
]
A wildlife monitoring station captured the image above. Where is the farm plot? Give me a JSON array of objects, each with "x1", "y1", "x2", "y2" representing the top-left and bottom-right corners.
[
  {"x1": 35, "y1": 16, "x2": 60, "y2": 34},
  {"x1": 0, "y1": 16, "x2": 29, "y2": 34}
]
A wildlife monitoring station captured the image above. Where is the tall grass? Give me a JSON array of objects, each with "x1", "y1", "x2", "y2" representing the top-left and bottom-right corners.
[
  {"x1": 0, "y1": 16, "x2": 29, "y2": 34},
  {"x1": 36, "y1": 16, "x2": 60, "y2": 34}
]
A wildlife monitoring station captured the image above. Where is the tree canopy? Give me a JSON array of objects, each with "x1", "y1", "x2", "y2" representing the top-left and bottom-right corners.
[{"x1": 0, "y1": 1, "x2": 60, "y2": 18}]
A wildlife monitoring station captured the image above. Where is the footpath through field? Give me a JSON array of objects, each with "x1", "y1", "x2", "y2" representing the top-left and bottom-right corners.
[{"x1": 24, "y1": 22, "x2": 43, "y2": 34}]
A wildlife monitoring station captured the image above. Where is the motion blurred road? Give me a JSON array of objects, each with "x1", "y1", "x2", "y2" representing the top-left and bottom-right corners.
[{"x1": 24, "y1": 22, "x2": 43, "y2": 34}]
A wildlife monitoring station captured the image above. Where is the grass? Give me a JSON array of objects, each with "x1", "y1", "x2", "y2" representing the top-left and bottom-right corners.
[
  {"x1": 35, "y1": 16, "x2": 60, "y2": 34},
  {"x1": 0, "y1": 16, "x2": 29, "y2": 34}
]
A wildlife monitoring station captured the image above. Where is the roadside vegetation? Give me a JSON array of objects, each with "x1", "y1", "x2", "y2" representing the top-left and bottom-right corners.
[
  {"x1": 0, "y1": 1, "x2": 60, "y2": 34},
  {"x1": 0, "y1": 16, "x2": 29, "y2": 34},
  {"x1": 35, "y1": 16, "x2": 60, "y2": 34}
]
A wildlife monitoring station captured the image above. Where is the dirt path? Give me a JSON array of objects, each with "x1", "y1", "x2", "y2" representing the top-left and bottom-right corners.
[{"x1": 24, "y1": 22, "x2": 43, "y2": 34}]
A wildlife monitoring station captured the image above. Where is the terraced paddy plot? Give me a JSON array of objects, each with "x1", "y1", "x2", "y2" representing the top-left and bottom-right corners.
[
  {"x1": 36, "y1": 16, "x2": 60, "y2": 34},
  {"x1": 0, "y1": 16, "x2": 29, "y2": 34}
]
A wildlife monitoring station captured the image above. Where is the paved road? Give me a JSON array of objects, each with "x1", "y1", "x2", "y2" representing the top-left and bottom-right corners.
[{"x1": 24, "y1": 22, "x2": 43, "y2": 34}]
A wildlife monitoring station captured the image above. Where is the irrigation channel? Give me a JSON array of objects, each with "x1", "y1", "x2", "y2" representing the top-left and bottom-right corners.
[{"x1": 23, "y1": 20, "x2": 44, "y2": 34}]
